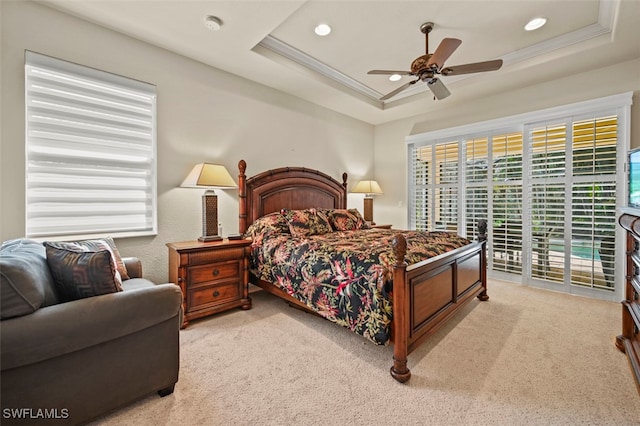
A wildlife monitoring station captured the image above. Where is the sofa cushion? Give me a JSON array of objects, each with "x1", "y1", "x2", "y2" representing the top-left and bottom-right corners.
[
  {"x1": 45, "y1": 241, "x2": 123, "y2": 302},
  {"x1": 0, "y1": 239, "x2": 59, "y2": 319}
]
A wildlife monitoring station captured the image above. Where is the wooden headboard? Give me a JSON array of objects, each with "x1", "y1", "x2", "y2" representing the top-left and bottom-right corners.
[{"x1": 238, "y1": 160, "x2": 348, "y2": 234}]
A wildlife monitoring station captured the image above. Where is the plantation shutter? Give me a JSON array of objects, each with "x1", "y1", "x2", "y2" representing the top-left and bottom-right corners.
[
  {"x1": 410, "y1": 145, "x2": 432, "y2": 231},
  {"x1": 25, "y1": 51, "x2": 157, "y2": 239},
  {"x1": 528, "y1": 122, "x2": 567, "y2": 283},
  {"x1": 491, "y1": 132, "x2": 523, "y2": 274},
  {"x1": 407, "y1": 93, "x2": 631, "y2": 301},
  {"x1": 465, "y1": 137, "x2": 489, "y2": 239},
  {"x1": 434, "y1": 142, "x2": 459, "y2": 231},
  {"x1": 569, "y1": 116, "x2": 618, "y2": 289}
]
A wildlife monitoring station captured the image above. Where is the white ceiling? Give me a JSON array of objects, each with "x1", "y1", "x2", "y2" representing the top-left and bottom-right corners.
[{"x1": 40, "y1": 0, "x2": 640, "y2": 125}]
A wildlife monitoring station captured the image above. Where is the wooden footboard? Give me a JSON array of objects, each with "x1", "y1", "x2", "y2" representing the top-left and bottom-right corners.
[{"x1": 390, "y1": 230, "x2": 488, "y2": 382}]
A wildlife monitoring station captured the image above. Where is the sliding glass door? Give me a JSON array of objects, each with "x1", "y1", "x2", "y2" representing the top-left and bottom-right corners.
[{"x1": 407, "y1": 94, "x2": 631, "y2": 301}]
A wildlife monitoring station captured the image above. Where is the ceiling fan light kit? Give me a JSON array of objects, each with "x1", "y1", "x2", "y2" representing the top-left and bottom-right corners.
[{"x1": 368, "y1": 21, "x2": 503, "y2": 101}]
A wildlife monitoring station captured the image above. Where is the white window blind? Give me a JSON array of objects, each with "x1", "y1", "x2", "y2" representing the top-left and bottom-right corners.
[
  {"x1": 25, "y1": 51, "x2": 157, "y2": 239},
  {"x1": 569, "y1": 116, "x2": 618, "y2": 290},
  {"x1": 410, "y1": 145, "x2": 432, "y2": 231},
  {"x1": 492, "y1": 132, "x2": 523, "y2": 274},
  {"x1": 528, "y1": 123, "x2": 567, "y2": 283},
  {"x1": 464, "y1": 137, "x2": 489, "y2": 239},
  {"x1": 435, "y1": 142, "x2": 459, "y2": 231}
]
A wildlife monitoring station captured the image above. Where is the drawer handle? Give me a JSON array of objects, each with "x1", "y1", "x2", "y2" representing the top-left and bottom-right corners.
[
  {"x1": 213, "y1": 290, "x2": 220, "y2": 297},
  {"x1": 212, "y1": 269, "x2": 220, "y2": 277}
]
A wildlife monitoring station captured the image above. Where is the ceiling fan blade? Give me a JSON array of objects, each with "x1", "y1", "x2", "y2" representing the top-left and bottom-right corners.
[
  {"x1": 427, "y1": 78, "x2": 451, "y2": 100},
  {"x1": 441, "y1": 59, "x2": 503, "y2": 76},
  {"x1": 427, "y1": 38, "x2": 462, "y2": 69},
  {"x1": 368, "y1": 70, "x2": 414, "y2": 76},
  {"x1": 380, "y1": 79, "x2": 419, "y2": 101}
]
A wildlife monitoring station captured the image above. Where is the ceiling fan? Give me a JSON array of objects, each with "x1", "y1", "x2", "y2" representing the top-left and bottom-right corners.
[{"x1": 368, "y1": 22, "x2": 503, "y2": 101}]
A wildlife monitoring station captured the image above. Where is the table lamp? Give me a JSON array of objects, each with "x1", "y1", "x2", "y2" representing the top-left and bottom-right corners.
[
  {"x1": 351, "y1": 180, "x2": 383, "y2": 224},
  {"x1": 181, "y1": 163, "x2": 237, "y2": 241}
]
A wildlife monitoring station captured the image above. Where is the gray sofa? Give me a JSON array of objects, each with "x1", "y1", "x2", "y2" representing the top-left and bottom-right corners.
[{"x1": 0, "y1": 239, "x2": 183, "y2": 425}]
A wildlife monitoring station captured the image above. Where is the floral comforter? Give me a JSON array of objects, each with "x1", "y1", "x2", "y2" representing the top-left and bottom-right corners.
[{"x1": 247, "y1": 213, "x2": 471, "y2": 345}]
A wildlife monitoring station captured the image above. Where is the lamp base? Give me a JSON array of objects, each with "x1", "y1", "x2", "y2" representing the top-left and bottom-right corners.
[
  {"x1": 363, "y1": 197, "x2": 374, "y2": 223},
  {"x1": 200, "y1": 190, "x2": 221, "y2": 242},
  {"x1": 198, "y1": 235, "x2": 223, "y2": 242}
]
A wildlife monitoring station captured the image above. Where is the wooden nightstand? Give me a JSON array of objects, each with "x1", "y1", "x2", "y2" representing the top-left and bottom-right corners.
[{"x1": 167, "y1": 239, "x2": 252, "y2": 328}]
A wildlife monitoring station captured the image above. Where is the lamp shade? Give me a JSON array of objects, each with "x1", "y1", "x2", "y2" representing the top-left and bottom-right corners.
[
  {"x1": 351, "y1": 180, "x2": 383, "y2": 196},
  {"x1": 180, "y1": 163, "x2": 237, "y2": 188}
]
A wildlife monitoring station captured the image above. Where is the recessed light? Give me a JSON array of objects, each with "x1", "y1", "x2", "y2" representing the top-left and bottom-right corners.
[
  {"x1": 204, "y1": 16, "x2": 222, "y2": 32},
  {"x1": 524, "y1": 17, "x2": 547, "y2": 31},
  {"x1": 389, "y1": 74, "x2": 402, "y2": 82},
  {"x1": 314, "y1": 23, "x2": 331, "y2": 36}
]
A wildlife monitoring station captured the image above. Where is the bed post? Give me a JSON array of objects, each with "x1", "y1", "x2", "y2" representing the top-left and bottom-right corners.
[
  {"x1": 477, "y1": 219, "x2": 489, "y2": 301},
  {"x1": 390, "y1": 234, "x2": 411, "y2": 383},
  {"x1": 341, "y1": 172, "x2": 348, "y2": 208},
  {"x1": 238, "y1": 160, "x2": 248, "y2": 235},
  {"x1": 477, "y1": 219, "x2": 487, "y2": 242}
]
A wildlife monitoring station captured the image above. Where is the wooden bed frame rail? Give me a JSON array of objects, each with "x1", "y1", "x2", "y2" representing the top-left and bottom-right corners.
[{"x1": 238, "y1": 160, "x2": 488, "y2": 382}]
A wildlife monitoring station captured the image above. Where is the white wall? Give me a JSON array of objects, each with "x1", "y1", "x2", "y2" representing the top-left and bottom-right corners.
[
  {"x1": 0, "y1": 1, "x2": 374, "y2": 283},
  {"x1": 373, "y1": 59, "x2": 640, "y2": 229}
]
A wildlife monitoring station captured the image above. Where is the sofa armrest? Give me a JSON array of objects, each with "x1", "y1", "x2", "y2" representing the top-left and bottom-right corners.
[
  {"x1": 123, "y1": 257, "x2": 142, "y2": 278},
  {"x1": 0, "y1": 282, "x2": 182, "y2": 370}
]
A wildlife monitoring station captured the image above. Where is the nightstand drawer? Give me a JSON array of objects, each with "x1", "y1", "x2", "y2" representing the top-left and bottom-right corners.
[
  {"x1": 189, "y1": 261, "x2": 240, "y2": 285},
  {"x1": 188, "y1": 247, "x2": 246, "y2": 265},
  {"x1": 189, "y1": 282, "x2": 241, "y2": 311}
]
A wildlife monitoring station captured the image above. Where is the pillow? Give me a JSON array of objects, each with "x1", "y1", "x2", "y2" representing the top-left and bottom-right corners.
[
  {"x1": 326, "y1": 208, "x2": 371, "y2": 231},
  {"x1": 44, "y1": 241, "x2": 123, "y2": 302},
  {"x1": 284, "y1": 208, "x2": 333, "y2": 238},
  {"x1": 77, "y1": 236, "x2": 129, "y2": 280},
  {"x1": 0, "y1": 239, "x2": 58, "y2": 319},
  {"x1": 244, "y1": 212, "x2": 291, "y2": 240},
  {"x1": 63, "y1": 239, "x2": 125, "y2": 286}
]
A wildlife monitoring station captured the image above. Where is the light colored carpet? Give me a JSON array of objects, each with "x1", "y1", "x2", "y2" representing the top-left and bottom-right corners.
[{"x1": 91, "y1": 279, "x2": 640, "y2": 425}]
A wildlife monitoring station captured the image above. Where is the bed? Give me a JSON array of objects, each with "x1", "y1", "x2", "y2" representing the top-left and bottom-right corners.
[{"x1": 237, "y1": 160, "x2": 488, "y2": 382}]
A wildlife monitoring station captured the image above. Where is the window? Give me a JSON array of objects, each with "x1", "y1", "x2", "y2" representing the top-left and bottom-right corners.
[
  {"x1": 410, "y1": 145, "x2": 432, "y2": 230},
  {"x1": 435, "y1": 141, "x2": 459, "y2": 231},
  {"x1": 25, "y1": 51, "x2": 157, "y2": 239},
  {"x1": 568, "y1": 117, "x2": 618, "y2": 290},
  {"x1": 492, "y1": 132, "x2": 523, "y2": 274},
  {"x1": 464, "y1": 137, "x2": 489, "y2": 239},
  {"x1": 407, "y1": 93, "x2": 632, "y2": 301}
]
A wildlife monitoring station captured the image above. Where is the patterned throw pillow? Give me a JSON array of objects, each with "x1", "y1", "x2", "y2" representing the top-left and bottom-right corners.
[
  {"x1": 244, "y1": 212, "x2": 291, "y2": 239},
  {"x1": 326, "y1": 208, "x2": 371, "y2": 231},
  {"x1": 44, "y1": 241, "x2": 123, "y2": 302},
  {"x1": 285, "y1": 208, "x2": 333, "y2": 238},
  {"x1": 77, "y1": 236, "x2": 129, "y2": 280}
]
